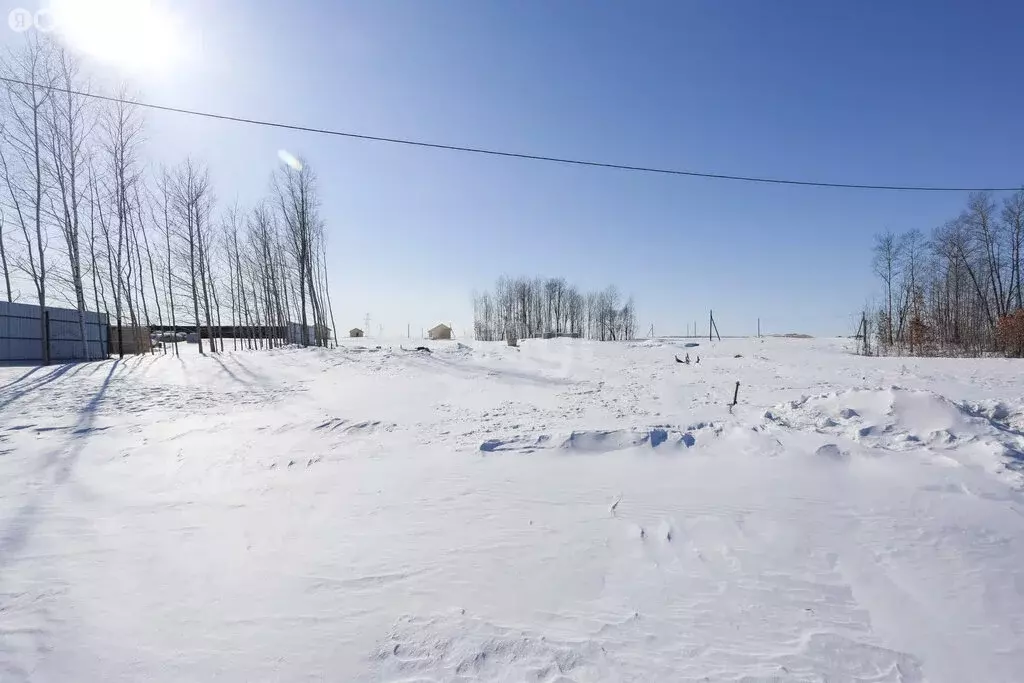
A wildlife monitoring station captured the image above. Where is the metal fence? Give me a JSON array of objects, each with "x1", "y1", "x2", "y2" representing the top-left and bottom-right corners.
[{"x1": 0, "y1": 301, "x2": 109, "y2": 363}]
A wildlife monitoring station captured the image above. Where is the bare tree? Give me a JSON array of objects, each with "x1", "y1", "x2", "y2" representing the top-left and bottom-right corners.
[
  {"x1": 473, "y1": 276, "x2": 637, "y2": 342},
  {"x1": 0, "y1": 208, "x2": 11, "y2": 301},
  {"x1": 86, "y1": 170, "x2": 107, "y2": 322},
  {"x1": 274, "y1": 160, "x2": 321, "y2": 346},
  {"x1": 867, "y1": 190, "x2": 1024, "y2": 357},
  {"x1": 229, "y1": 204, "x2": 251, "y2": 350},
  {"x1": 872, "y1": 231, "x2": 900, "y2": 349},
  {"x1": 1002, "y1": 190, "x2": 1024, "y2": 311},
  {"x1": 42, "y1": 44, "x2": 95, "y2": 358},
  {"x1": 966, "y1": 192, "x2": 1006, "y2": 320},
  {"x1": 100, "y1": 85, "x2": 144, "y2": 353},
  {"x1": 152, "y1": 167, "x2": 178, "y2": 355},
  {"x1": 316, "y1": 235, "x2": 337, "y2": 347},
  {"x1": 173, "y1": 159, "x2": 210, "y2": 354},
  {"x1": 897, "y1": 229, "x2": 925, "y2": 352},
  {"x1": 1, "y1": 36, "x2": 54, "y2": 362}
]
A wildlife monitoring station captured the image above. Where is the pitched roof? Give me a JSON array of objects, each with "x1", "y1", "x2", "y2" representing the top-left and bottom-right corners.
[{"x1": 428, "y1": 323, "x2": 451, "y2": 332}]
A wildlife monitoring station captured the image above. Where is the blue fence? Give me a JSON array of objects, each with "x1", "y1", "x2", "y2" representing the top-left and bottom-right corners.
[{"x1": 0, "y1": 301, "x2": 109, "y2": 363}]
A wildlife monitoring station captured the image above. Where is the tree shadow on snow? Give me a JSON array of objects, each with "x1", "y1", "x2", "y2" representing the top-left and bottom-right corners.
[
  {"x1": 0, "y1": 360, "x2": 119, "y2": 568},
  {"x1": 208, "y1": 353, "x2": 253, "y2": 389},
  {"x1": 0, "y1": 365, "x2": 42, "y2": 391},
  {"x1": 0, "y1": 363, "x2": 83, "y2": 412},
  {"x1": 117, "y1": 354, "x2": 159, "y2": 377},
  {"x1": 228, "y1": 354, "x2": 274, "y2": 389}
]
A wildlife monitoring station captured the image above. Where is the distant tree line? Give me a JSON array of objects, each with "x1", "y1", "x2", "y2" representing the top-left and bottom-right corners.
[
  {"x1": 865, "y1": 190, "x2": 1024, "y2": 357},
  {"x1": 0, "y1": 35, "x2": 337, "y2": 362},
  {"x1": 473, "y1": 276, "x2": 637, "y2": 342}
]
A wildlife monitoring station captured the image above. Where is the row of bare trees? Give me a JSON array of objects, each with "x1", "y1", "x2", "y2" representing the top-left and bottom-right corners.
[
  {"x1": 0, "y1": 36, "x2": 336, "y2": 362},
  {"x1": 868, "y1": 190, "x2": 1024, "y2": 356},
  {"x1": 473, "y1": 276, "x2": 637, "y2": 342}
]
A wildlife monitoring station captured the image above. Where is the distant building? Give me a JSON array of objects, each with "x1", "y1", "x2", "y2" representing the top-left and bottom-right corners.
[
  {"x1": 109, "y1": 326, "x2": 153, "y2": 355},
  {"x1": 428, "y1": 323, "x2": 452, "y2": 340},
  {"x1": 349, "y1": 328, "x2": 364, "y2": 338}
]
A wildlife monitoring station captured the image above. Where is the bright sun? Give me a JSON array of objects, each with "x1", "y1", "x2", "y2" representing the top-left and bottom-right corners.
[{"x1": 47, "y1": 0, "x2": 181, "y2": 70}]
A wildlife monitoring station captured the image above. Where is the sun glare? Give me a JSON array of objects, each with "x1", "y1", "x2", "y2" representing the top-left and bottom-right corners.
[{"x1": 48, "y1": 0, "x2": 182, "y2": 70}]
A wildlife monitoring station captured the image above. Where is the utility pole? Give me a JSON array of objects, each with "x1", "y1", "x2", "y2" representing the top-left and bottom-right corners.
[
  {"x1": 758, "y1": 317, "x2": 761, "y2": 338},
  {"x1": 407, "y1": 323, "x2": 410, "y2": 338}
]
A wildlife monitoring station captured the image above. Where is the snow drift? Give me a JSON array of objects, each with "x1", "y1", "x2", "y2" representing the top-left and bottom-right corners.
[{"x1": 1, "y1": 337, "x2": 1022, "y2": 682}]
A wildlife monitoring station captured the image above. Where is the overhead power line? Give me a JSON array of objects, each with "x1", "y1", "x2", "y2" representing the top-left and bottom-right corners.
[{"x1": 1, "y1": 75, "x2": 1019, "y2": 193}]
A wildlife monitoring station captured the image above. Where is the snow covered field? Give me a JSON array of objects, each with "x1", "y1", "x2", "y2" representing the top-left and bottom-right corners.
[{"x1": 1, "y1": 336, "x2": 1022, "y2": 682}]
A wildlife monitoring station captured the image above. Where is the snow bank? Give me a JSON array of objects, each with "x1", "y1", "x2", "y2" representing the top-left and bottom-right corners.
[{"x1": 764, "y1": 387, "x2": 1024, "y2": 482}]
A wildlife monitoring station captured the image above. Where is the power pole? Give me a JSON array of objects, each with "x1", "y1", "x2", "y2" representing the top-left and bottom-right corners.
[
  {"x1": 407, "y1": 323, "x2": 410, "y2": 338},
  {"x1": 858, "y1": 312, "x2": 871, "y2": 356},
  {"x1": 758, "y1": 317, "x2": 761, "y2": 338}
]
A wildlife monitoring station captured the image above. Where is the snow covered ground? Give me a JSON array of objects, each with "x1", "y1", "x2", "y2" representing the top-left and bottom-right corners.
[{"x1": 1, "y1": 336, "x2": 1022, "y2": 682}]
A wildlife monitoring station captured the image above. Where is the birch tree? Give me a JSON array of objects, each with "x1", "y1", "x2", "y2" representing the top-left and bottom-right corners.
[
  {"x1": 173, "y1": 159, "x2": 210, "y2": 354},
  {"x1": 1, "y1": 36, "x2": 54, "y2": 362},
  {"x1": 44, "y1": 45, "x2": 93, "y2": 358}
]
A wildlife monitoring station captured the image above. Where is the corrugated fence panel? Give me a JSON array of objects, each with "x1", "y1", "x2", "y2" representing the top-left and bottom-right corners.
[{"x1": 0, "y1": 301, "x2": 110, "y2": 363}]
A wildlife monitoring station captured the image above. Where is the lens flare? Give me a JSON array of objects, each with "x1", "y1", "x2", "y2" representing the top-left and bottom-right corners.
[{"x1": 277, "y1": 150, "x2": 303, "y2": 171}]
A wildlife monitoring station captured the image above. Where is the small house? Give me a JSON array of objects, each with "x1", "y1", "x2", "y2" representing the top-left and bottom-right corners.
[
  {"x1": 349, "y1": 328, "x2": 364, "y2": 338},
  {"x1": 427, "y1": 323, "x2": 452, "y2": 340}
]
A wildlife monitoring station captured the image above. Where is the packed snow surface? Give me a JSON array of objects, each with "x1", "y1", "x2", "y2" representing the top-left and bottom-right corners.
[{"x1": 1, "y1": 336, "x2": 1023, "y2": 682}]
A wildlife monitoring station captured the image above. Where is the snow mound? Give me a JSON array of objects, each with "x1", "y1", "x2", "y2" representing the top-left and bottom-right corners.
[
  {"x1": 367, "y1": 613, "x2": 924, "y2": 682},
  {"x1": 815, "y1": 443, "x2": 849, "y2": 461},
  {"x1": 480, "y1": 423, "x2": 722, "y2": 454},
  {"x1": 765, "y1": 388, "x2": 1024, "y2": 477},
  {"x1": 370, "y1": 613, "x2": 616, "y2": 682},
  {"x1": 958, "y1": 399, "x2": 1019, "y2": 426},
  {"x1": 315, "y1": 417, "x2": 397, "y2": 434},
  {"x1": 629, "y1": 339, "x2": 664, "y2": 348},
  {"x1": 560, "y1": 426, "x2": 709, "y2": 452}
]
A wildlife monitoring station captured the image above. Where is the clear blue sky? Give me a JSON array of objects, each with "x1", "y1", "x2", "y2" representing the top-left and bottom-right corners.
[{"x1": 6, "y1": 0, "x2": 1024, "y2": 336}]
